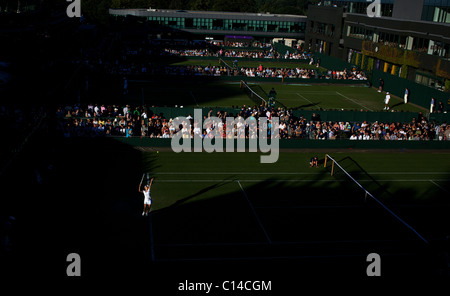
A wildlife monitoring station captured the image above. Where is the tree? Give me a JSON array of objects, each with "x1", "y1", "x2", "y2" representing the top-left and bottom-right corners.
[
  {"x1": 82, "y1": 0, "x2": 112, "y2": 24},
  {"x1": 212, "y1": 0, "x2": 257, "y2": 12},
  {"x1": 189, "y1": 0, "x2": 212, "y2": 11}
]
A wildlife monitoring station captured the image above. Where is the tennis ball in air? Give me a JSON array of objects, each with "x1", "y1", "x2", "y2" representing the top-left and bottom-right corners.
[{"x1": 157, "y1": 151, "x2": 159, "y2": 153}]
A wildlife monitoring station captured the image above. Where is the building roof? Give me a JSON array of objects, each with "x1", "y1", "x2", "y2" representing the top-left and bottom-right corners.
[{"x1": 109, "y1": 9, "x2": 307, "y2": 22}]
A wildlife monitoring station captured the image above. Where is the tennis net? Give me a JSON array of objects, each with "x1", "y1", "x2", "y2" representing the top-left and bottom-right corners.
[
  {"x1": 324, "y1": 154, "x2": 429, "y2": 244},
  {"x1": 219, "y1": 58, "x2": 235, "y2": 76},
  {"x1": 240, "y1": 80, "x2": 267, "y2": 106}
]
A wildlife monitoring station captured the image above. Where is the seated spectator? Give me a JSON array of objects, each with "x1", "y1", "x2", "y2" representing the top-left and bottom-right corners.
[{"x1": 310, "y1": 156, "x2": 319, "y2": 168}]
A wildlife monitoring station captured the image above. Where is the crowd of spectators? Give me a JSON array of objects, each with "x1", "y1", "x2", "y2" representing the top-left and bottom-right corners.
[
  {"x1": 164, "y1": 47, "x2": 311, "y2": 60},
  {"x1": 158, "y1": 64, "x2": 367, "y2": 80},
  {"x1": 207, "y1": 41, "x2": 272, "y2": 48},
  {"x1": 56, "y1": 104, "x2": 450, "y2": 141},
  {"x1": 240, "y1": 66, "x2": 316, "y2": 78},
  {"x1": 70, "y1": 36, "x2": 322, "y2": 78},
  {"x1": 71, "y1": 46, "x2": 365, "y2": 80},
  {"x1": 162, "y1": 64, "x2": 320, "y2": 78}
]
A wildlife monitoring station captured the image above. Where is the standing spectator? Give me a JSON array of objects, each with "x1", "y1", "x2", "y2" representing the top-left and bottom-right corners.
[
  {"x1": 378, "y1": 78, "x2": 384, "y2": 93},
  {"x1": 123, "y1": 77, "x2": 128, "y2": 95},
  {"x1": 269, "y1": 88, "x2": 277, "y2": 98},
  {"x1": 404, "y1": 88, "x2": 409, "y2": 104},
  {"x1": 430, "y1": 97, "x2": 435, "y2": 113},
  {"x1": 437, "y1": 101, "x2": 444, "y2": 113},
  {"x1": 384, "y1": 92, "x2": 391, "y2": 110}
]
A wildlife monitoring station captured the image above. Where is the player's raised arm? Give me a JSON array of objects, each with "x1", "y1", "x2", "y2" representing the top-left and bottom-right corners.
[
  {"x1": 138, "y1": 173, "x2": 145, "y2": 192},
  {"x1": 149, "y1": 178, "x2": 154, "y2": 189}
]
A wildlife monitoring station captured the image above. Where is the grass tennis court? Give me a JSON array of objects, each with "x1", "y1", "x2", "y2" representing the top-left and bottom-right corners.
[
  {"x1": 142, "y1": 150, "x2": 450, "y2": 274},
  {"x1": 126, "y1": 80, "x2": 427, "y2": 113}
]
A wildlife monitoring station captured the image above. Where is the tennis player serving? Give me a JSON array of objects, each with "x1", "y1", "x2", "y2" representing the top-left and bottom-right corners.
[{"x1": 139, "y1": 177, "x2": 154, "y2": 216}]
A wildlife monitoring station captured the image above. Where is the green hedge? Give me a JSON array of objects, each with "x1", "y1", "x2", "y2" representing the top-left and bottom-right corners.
[
  {"x1": 114, "y1": 137, "x2": 450, "y2": 150},
  {"x1": 217, "y1": 75, "x2": 369, "y2": 84}
]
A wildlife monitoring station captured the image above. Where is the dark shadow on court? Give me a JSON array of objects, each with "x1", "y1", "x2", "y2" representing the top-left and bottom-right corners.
[
  {"x1": 165, "y1": 177, "x2": 235, "y2": 210},
  {"x1": 0, "y1": 135, "x2": 157, "y2": 280},
  {"x1": 391, "y1": 102, "x2": 405, "y2": 109},
  {"x1": 292, "y1": 102, "x2": 321, "y2": 109},
  {"x1": 335, "y1": 156, "x2": 394, "y2": 200},
  {"x1": 147, "y1": 161, "x2": 443, "y2": 277}
]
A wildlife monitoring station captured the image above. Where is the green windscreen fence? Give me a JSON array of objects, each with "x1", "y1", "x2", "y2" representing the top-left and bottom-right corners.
[
  {"x1": 114, "y1": 137, "x2": 450, "y2": 150},
  {"x1": 313, "y1": 52, "x2": 358, "y2": 71},
  {"x1": 147, "y1": 107, "x2": 431, "y2": 124},
  {"x1": 291, "y1": 110, "x2": 421, "y2": 124},
  {"x1": 371, "y1": 70, "x2": 449, "y2": 111}
]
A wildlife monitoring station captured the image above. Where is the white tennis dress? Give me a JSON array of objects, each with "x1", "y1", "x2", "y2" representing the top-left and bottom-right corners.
[{"x1": 143, "y1": 189, "x2": 152, "y2": 205}]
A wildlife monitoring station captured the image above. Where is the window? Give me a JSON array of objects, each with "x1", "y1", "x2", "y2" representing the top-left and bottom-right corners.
[
  {"x1": 415, "y1": 72, "x2": 446, "y2": 91},
  {"x1": 348, "y1": 25, "x2": 365, "y2": 39},
  {"x1": 212, "y1": 19, "x2": 223, "y2": 29},
  {"x1": 412, "y1": 37, "x2": 430, "y2": 53},
  {"x1": 422, "y1": 2, "x2": 450, "y2": 23},
  {"x1": 185, "y1": 18, "x2": 193, "y2": 28}
]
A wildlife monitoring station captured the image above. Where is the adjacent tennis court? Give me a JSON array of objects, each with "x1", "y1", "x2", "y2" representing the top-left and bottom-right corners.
[{"x1": 124, "y1": 80, "x2": 427, "y2": 113}]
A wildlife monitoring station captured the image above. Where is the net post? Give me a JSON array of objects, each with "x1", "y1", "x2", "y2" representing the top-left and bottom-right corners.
[
  {"x1": 331, "y1": 160, "x2": 335, "y2": 176},
  {"x1": 324, "y1": 155, "x2": 327, "y2": 168}
]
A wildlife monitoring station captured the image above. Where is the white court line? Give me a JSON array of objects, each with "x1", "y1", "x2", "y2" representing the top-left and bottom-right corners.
[
  {"x1": 189, "y1": 91, "x2": 200, "y2": 107},
  {"x1": 296, "y1": 93, "x2": 322, "y2": 108},
  {"x1": 237, "y1": 180, "x2": 272, "y2": 244},
  {"x1": 290, "y1": 91, "x2": 332, "y2": 94},
  {"x1": 152, "y1": 172, "x2": 450, "y2": 175},
  {"x1": 155, "y1": 238, "x2": 406, "y2": 248},
  {"x1": 149, "y1": 213, "x2": 156, "y2": 261},
  {"x1": 335, "y1": 91, "x2": 373, "y2": 111},
  {"x1": 154, "y1": 252, "x2": 415, "y2": 262},
  {"x1": 154, "y1": 179, "x2": 450, "y2": 183},
  {"x1": 429, "y1": 180, "x2": 450, "y2": 194}
]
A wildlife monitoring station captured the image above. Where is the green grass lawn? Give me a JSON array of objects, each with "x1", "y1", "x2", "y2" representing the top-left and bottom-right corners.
[
  {"x1": 22, "y1": 136, "x2": 447, "y2": 279},
  {"x1": 142, "y1": 150, "x2": 450, "y2": 262},
  {"x1": 147, "y1": 151, "x2": 450, "y2": 209},
  {"x1": 127, "y1": 78, "x2": 426, "y2": 112}
]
